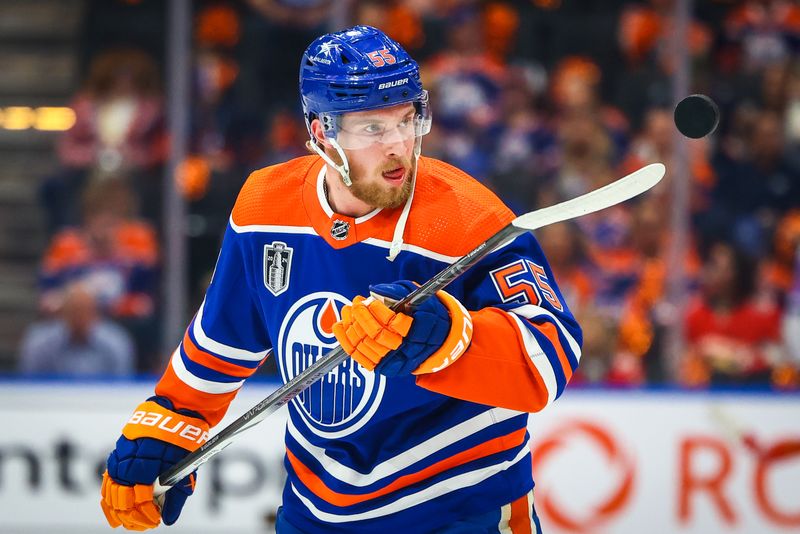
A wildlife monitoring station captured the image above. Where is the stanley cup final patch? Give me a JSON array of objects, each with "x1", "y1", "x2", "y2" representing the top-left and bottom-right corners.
[{"x1": 264, "y1": 241, "x2": 293, "y2": 296}]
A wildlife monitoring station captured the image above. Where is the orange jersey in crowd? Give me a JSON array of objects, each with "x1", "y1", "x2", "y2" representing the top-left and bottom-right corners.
[{"x1": 40, "y1": 221, "x2": 158, "y2": 317}]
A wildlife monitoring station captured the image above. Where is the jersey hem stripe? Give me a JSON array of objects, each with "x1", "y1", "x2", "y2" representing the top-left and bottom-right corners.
[{"x1": 289, "y1": 438, "x2": 531, "y2": 522}]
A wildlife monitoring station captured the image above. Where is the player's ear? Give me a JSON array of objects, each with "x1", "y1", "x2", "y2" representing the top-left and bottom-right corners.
[{"x1": 310, "y1": 119, "x2": 331, "y2": 148}]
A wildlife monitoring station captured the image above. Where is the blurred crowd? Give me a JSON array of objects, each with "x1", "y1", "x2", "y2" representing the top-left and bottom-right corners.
[{"x1": 17, "y1": 0, "x2": 800, "y2": 390}]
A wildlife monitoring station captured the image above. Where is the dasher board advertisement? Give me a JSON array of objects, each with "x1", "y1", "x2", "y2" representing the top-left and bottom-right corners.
[{"x1": 1, "y1": 382, "x2": 798, "y2": 533}]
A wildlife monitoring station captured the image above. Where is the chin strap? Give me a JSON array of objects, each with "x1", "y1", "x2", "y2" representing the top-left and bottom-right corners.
[{"x1": 310, "y1": 138, "x2": 352, "y2": 186}]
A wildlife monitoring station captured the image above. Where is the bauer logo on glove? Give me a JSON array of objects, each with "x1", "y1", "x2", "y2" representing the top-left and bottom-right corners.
[{"x1": 124, "y1": 402, "x2": 210, "y2": 448}]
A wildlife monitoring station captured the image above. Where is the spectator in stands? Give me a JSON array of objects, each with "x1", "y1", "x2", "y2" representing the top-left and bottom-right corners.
[
  {"x1": 571, "y1": 309, "x2": 618, "y2": 385},
  {"x1": 537, "y1": 222, "x2": 595, "y2": 313},
  {"x1": 763, "y1": 210, "x2": 800, "y2": 303},
  {"x1": 546, "y1": 57, "x2": 631, "y2": 220},
  {"x1": 621, "y1": 107, "x2": 716, "y2": 216},
  {"x1": 489, "y1": 62, "x2": 556, "y2": 213},
  {"x1": 555, "y1": 102, "x2": 632, "y2": 316},
  {"x1": 19, "y1": 282, "x2": 134, "y2": 377},
  {"x1": 615, "y1": 0, "x2": 712, "y2": 129},
  {"x1": 181, "y1": 3, "x2": 273, "y2": 300},
  {"x1": 191, "y1": 4, "x2": 266, "y2": 174},
  {"x1": 239, "y1": 0, "x2": 331, "y2": 116},
  {"x1": 550, "y1": 56, "x2": 630, "y2": 165},
  {"x1": 708, "y1": 109, "x2": 800, "y2": 255},
  {"x1": 59, "y1": 48, "x2": 165, "y2": 176},
  {"x1": 614, "y1": 199, "x2": 701, "y2": 383},
  {"x1": 354, "y1": 0, "x2": 425, "y2": 53},
  {"x1": 423, "y1": 7, "x2": 509, "y2": 181},
  {"x1": 38, "y1": 180, "x2": 159, "y2": 371},
  {"x1": 554, "y1": 110, "x2": 617, "y2": 203},
  {"x1": 723, "y1": 0, "x2": 800, "y2": 73},
  {"x1": 42, "y1": 48, "x2": 167, "y2": 231},
  {"x1": 683, "y1": 241, "x2": 783, "y2": 386},
  {"x1": 781, "y1": 242, "x2": 800, "y2": 387}
]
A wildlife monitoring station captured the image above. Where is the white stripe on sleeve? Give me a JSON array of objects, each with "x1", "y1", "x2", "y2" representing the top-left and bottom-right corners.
[
  {"x1": 510, "y1": 304, "x2": 582, "y2": 364},
  {"x1": 170, "y1": 349, "x2": 244, "y2": 394},
  {"x1": 509, "y1": 313, "x2": 557, "y2": 408},
  {"x1": 193, "y1": 301, "x2": 270, "y2": 362}
]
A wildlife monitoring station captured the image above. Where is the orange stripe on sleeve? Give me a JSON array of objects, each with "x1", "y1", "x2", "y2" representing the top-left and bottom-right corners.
[
  {"x1": 287, "y1": 427, "x2": 527, "y2": 507},
  {"x1": 416, "y1": 307, "x2": 549, "y2": 412},
  {"x1": 155, "y1": 364, "x2": 238, "y2": 427},
  {"x1": 532, "y1": 321, "x2": 574, "y2": 382},
  {"x1": 182, "y1": 332, "x2": 264, "y2": 379}
]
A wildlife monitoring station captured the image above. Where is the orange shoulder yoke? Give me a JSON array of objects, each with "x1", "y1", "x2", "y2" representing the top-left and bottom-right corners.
[
  {"x1": 231, "y1": 156, "x2": 320, "y2": 228},
  {"x1": 406, "y1": 157, "x2": 515, "y2": 257}
]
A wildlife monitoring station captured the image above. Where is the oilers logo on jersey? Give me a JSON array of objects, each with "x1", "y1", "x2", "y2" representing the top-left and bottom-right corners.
[
  {"x1": 264, "y1": 241, "x2": 293, "y2": 296},
  {"x1": 277, "y1": 292, "x2": 385, "y2": 437}
]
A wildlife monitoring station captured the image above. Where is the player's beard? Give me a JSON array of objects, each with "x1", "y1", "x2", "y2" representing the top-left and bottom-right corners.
[
  {"x1": 325, "y1": 146, "x2": 415, "y2": 209},
  {"x1": 349, "y1": 157, "x2": 415, "y2": 209}
]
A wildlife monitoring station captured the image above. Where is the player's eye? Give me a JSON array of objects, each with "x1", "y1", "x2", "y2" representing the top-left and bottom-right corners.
[
  {"x1": 398, "y1": 117, "x2": 413, "y2": 129},
  {"x1": 362, "y1": 123, "x2": 385, "y2": 135}
]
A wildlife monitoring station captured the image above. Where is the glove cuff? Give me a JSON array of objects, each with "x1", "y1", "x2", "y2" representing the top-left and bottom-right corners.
[
  {"x1": 122, "y1": 400, "x2": 210, "y2": 452},
  {"x1": 412, "y1": 290, "x2": 473, "y2": 375}
]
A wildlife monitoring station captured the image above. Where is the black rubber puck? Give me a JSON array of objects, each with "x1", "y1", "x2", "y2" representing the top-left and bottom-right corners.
[{"x1": 674, "y1": 94, "x2": 720, "y2": 139}]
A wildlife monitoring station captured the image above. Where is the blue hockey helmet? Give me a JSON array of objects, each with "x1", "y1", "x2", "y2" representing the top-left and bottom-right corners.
[{"x1": 299, "y1": 25, "x2": 431, "y2": 151}]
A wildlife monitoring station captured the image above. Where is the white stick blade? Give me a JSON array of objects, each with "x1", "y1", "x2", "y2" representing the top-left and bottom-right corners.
[{"x1": 512, "y1": 163, "x2": 666, "y2": 231}]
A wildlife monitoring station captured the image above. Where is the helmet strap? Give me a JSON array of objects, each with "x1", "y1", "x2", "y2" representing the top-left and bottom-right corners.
[{"x1": 309, "y1": 137, "x2": 352, "y2": 187}]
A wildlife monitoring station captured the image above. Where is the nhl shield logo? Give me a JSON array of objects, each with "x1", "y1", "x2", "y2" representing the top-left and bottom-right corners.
[
  {"x1": 263, "y1": 241, "x2": 293, "y2": 296},
  {"x1": 330, "y1": 219, "x2": 350, "y2": 240}
]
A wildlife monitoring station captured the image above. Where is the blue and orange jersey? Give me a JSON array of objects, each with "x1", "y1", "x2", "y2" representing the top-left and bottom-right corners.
[{"x1": 155, "y1": 155, "x2": 582, "y2": 532}]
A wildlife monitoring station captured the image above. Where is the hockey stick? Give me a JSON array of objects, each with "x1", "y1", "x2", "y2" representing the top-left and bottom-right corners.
[{"x1": 154, "y1": 162, "x2": 666, "y2": 496}]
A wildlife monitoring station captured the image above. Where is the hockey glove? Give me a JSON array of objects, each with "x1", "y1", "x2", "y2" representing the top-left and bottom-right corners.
[
  {"x1": 333, "y1": 280, "x2": 473, "y2": 377},
  {"x1": 101, "y1": 396, "x2": 209, "y2": 530}
]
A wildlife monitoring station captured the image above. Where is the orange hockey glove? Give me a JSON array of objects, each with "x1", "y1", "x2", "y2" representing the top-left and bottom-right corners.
[
  {"x1": 101, "y1": 397, "x2": 208, "y2": 530},
  {"x1": 333, "y1": 281, "x2": 473, "y2": 376}
]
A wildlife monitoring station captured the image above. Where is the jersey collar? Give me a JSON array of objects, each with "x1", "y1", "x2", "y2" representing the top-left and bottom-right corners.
[{"x1": 302, "y1": 158, "x2": 400, "y2": 249}]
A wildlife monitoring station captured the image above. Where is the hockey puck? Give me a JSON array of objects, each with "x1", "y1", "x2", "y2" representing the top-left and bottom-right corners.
[{"x1": 674, "y1": 94, "x2": 720, "y2": 138}]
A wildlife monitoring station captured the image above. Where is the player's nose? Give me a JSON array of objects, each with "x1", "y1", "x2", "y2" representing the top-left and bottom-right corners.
[{"x1": 380, "y1": 125, "x2": 407, "y2": 152}]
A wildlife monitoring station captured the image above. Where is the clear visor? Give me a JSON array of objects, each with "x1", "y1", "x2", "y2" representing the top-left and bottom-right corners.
[{"x1": 322, "y1": 94, "x2": 432, "y2": 150}]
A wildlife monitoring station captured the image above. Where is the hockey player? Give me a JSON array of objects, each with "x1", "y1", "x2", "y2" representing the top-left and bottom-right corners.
[{"x1": 100, "y1": 26, "x2": 581, "y2": 533}]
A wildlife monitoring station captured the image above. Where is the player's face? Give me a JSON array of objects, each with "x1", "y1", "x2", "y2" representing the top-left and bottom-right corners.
[{"x1": 336, "y1": 103, "x2": 417, "y2": 209}]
